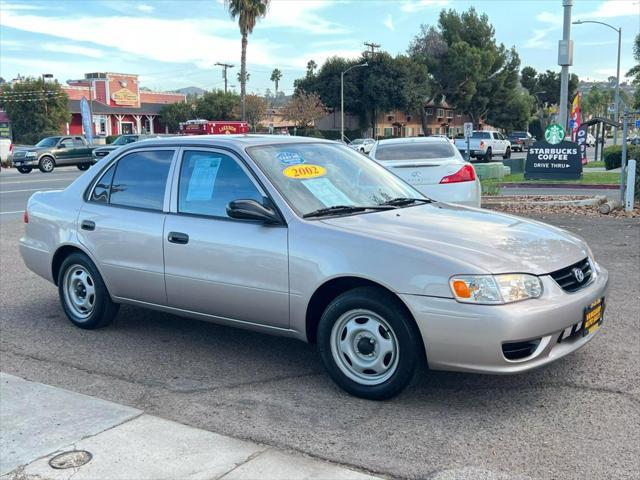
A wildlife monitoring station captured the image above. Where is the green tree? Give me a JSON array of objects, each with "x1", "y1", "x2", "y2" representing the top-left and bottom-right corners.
[
  {"x1": 270, "y1": 68, "x2": 282, "y2": 95},
  {"x1": 244, "y1": 94, "x2": 267, "y2": 131},
  {"x1": 195, "y1": 90, "x2": 240, "y2": 120},
  {"x1": 409, "y1": 8, "x2": 523, "y2": 129},
  {"x1": 0, "y1": 77, "x2": 70, "y2": 144},
  {"x1": 306, "y1": 60, "x2": 317, "y2": 77},
  {"x1": 159, "y1": 101, "x2": 193, "y2": 132},
  {"x1": 225, "y1": 0, "x2": 269, "y2": 121},
  {"x1": 626, "y1": 33, "x2": 640, "y2": 109}
]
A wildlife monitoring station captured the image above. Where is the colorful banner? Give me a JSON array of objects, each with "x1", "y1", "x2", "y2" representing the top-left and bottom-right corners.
[
  {"x1": 80, "y1": 97, "x2": 93, "y2": 145},
  {"x1": 569, "y1": 92, "x2": 581, "y2": 142}
]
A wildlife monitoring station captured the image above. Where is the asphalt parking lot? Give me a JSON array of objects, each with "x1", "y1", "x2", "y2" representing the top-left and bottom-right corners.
[{"x1": 0, "y1": 168, "x2": 638, "y2": 479}]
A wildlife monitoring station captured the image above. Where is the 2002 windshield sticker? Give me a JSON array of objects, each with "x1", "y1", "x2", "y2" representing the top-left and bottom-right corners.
[{"x1": 283, "y1": 164, "x2": 326, "y2": 179}]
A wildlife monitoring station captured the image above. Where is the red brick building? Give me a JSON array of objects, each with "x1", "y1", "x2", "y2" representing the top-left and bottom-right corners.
[{"x1": 63, "y1": 72, "x2": 186, "y2": 137}]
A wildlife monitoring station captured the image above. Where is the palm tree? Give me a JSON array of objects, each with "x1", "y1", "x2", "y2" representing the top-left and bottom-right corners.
[
  {"x1": 270, "y1": 68, "x2": 282, "y2": 96},
  {"x1": 306, "y1": 60, "x2": 317, "y2": 77},
  {"x1": 225, "y1": 0, "x2": 269, "y2": 120}
]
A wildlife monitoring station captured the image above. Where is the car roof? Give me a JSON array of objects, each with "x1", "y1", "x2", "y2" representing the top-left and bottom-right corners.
[
  {"x1": 130, "y1": 134, "x2": 335, "y2": 149},
  {"x1": 376, "y1": 136, "x2": 451, "y2": 145}
]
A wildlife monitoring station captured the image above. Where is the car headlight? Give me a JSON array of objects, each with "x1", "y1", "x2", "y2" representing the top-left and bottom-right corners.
[
  {"x1": 25, "y1": 151, "x2": 37, "y2": 157},
  {"x1": 450, "y1": 274, "x2": 542, "y2": 304}
]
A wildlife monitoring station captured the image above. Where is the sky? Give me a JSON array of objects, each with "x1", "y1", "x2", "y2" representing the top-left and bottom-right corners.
[{"x1": 0, "y1": 0, "x2": 638, "y2": 95}]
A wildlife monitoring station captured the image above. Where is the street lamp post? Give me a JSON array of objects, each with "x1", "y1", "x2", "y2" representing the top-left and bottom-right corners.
[
  {"x1": 341, "y1": 63, "x2": 368, "y2": 142},
  {"x1": 573, "y1": 19, "x2": 622, "y2": 145}
]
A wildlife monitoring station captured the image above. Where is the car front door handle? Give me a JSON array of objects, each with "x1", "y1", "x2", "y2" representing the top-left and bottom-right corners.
[
  {"x1": 81, "y1": 220, "x2": 95, "y2": 231},
  {"x1": 167, "y1": 232, "x2": 189, "y2": 245}
]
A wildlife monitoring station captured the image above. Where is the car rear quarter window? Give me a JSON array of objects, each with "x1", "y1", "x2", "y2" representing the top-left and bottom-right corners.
[
  {"x1": 178, "y1": 150, "x2": 263, "y2": 218},
  {"x1": 90, "y1": 164, "x2": 115, "y2": 203},
  {"x1": 108, "y1": 150, "x2": 173, "y2": 210},
  {"x1": 374, "y1": 142, "x2": 456, "y2": 161}
]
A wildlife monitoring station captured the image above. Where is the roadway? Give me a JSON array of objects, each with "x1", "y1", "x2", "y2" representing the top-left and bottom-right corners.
[{"x1": 0, "y1": 165, "x2": 638, "y2": 479}]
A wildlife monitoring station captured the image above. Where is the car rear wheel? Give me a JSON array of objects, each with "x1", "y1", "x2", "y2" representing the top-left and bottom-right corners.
[
  {"x1": 503, "y1": 147, "x2": 511, "y2": 160},
  {"x1": 38, "y1": 156, "x2": 55, "y2": 173},
  {"x1": 17, "y1": 166, "x2": 32, "y2": 174},
  {"x1": 317, "y1": 287, "x2": 421, "y2": 400},
  {"x1": 77, "y1": 164, "x2": 90, "y2": 171},
  {"x1": 58, "y1": 252, "x2": 119, "y2": 329}
]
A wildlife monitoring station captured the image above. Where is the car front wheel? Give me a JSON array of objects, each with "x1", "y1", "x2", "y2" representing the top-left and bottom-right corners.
[
  {"x1": 77, "y1": 164, "x2": 90, "y2": 171},
  {"x1": 503, "y1": 147, "x2": 511, "y2": 159},
  {"x1": 58, "y1": 252, "x2": 119, "y2": 329},
  {"x1": 317, "y1": 287, "x2": 421, "y2": 400},
  {"x1": 38, "y1": 156, "x2": 55, "y2": 173},
  {"x1": 484, "y1": 148, "x2": 492, "y2": 162}
]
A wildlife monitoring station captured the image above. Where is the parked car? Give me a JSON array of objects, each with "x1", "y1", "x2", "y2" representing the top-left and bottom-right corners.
[
  {"x1": 506, "y1": 131, "x2": 534, "y2": 152},
  {"x1": 0, "y1": 137, "x2": 12, "y2": 169},
  {"x1": 20, "y1": 135, "x2": 608, "y2": 400},
  {"x1": 368, "y1": 137, "x2": 480, "y2": 207},
  {"x1": 348, "y1": 138, "x2": 375, "y2": 154},
  {"x1": 92, "y1": 134, "x2": 168, "y2": 160},
  {"x1": 454, "y1": 130, "x2": 511, "y2": 161},
  {"x1": 586, "y1": 133, "x2": 596, "y2": 147},
  {"x1": 11, "y1": 136, "x2": 95, "y2": 174}
]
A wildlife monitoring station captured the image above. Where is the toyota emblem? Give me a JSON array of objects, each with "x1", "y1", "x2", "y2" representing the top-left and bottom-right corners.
[{"x1": 572, "y1": 267, "x2": 585, "y2": 283}]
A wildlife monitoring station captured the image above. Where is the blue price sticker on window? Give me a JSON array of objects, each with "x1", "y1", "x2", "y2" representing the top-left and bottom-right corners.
[{"x1": 276, "y1": 151, "x2": 305, "y2": 165}]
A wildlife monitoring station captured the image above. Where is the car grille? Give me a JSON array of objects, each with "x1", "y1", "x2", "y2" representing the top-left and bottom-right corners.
[
  {"x1": 549, "y1": 257, "x2": 592, "y2": 293},
  {"x1": 502, "y1": 339, "x2": 541, "y2": 360},
  {"x1": 12, "y1": 151, "x2": 26, "y2": 159}
]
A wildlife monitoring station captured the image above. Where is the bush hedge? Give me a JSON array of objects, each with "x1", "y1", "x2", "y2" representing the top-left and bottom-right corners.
[{"x1": 603, "y1": 145, "x2": 639, "y2": 199}]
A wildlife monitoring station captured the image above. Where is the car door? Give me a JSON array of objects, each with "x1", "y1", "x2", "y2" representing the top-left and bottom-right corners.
[
  {"x1": 54, "y1": 137, "x2": 75, "y2": 165},
  {"x1": 73, "y1": 137, "x2": 91, "y2": 161},
  {"x1": 163, "y1": 148, "x2": 289, "y2": 328},
  {"x1": 77, "y1": 147, "x2": 176, "y2": 305}
]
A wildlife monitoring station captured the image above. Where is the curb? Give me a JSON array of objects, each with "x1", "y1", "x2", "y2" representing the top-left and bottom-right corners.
[
  {"x1": 501, "y1": 183, "x2": 620, "y2": 190},
  {"x1": 482, "y1": 195, "x2": 607, "y2": 207}
]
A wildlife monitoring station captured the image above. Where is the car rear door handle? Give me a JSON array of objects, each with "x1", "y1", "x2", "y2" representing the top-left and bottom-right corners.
[
  {"x1": 167, "y1": 232, "x2": 189, "y2": 245},
  {"x1": 81, "y1": 220, "x2": 95, "y2": 231}
]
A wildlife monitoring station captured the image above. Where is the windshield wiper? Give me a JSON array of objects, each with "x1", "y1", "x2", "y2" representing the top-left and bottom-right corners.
[
  {"x1": 303, "y1": 205, "x2": 396, "y2": 219},
  {"x1": 380, "y1": 197, "x2": 435, "y2": 207}
]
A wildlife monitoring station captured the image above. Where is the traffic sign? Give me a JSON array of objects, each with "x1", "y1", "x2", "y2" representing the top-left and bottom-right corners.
[
  {"x1": 635, "y1": 119, "x2": 640, "y2": 129},
  {"x1": 464, "y1": 122, "x2": 473, "y2": 138}
]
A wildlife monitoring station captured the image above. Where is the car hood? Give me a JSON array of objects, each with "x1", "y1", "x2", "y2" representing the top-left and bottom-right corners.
[{"x1": 320, "y1": 203, "x2": 590, "y2": 275}]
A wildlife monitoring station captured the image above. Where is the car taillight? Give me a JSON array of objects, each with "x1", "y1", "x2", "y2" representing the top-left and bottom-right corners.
[
  {"x1": 23, "y1": 210, "x2": 29, "y2": 223},
  {"x1": 480, "y1": 141, "x2": 485, "y2": 149},
  {"x1": 9, "y1": 143, "x2": 13, "y2": 153},
  {"x1": 440, "y1": 164, "x2": 476, "y2": 184}
]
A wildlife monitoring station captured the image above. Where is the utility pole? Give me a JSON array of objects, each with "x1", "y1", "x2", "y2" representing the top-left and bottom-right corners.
[
  {"x1": 364, "y1": 42, "x2": 380, "y2": 58},
  {"x1": 215, "y1": 62, "x2": 234, "y2": 94},
  {"x1": 558, "y1": 0, "x2": 573, "y2": 133}
]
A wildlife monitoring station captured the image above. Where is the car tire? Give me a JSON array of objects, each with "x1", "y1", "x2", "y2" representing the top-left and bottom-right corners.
[
  {"x1": 57, "y1": 252, "x2": 119, "y2": 329},
  {"x1": 17, "y1": 166, "x2": 32, "y2": 174},
  {"x1": 77, "y1": 164, "x2": 90, "y2": 171},
  {"x1": 503, "y1": 147, "x2": 511, "y2": 160},
  {"x1": 38, "y1": 156, "x2": 55, "y2": 173},
  {"x1": 317, "y1": 286, "x2": 422, "y2": 400},
  {"x1": 484, "y1": 148, "x2": 492, "y2": 162}
]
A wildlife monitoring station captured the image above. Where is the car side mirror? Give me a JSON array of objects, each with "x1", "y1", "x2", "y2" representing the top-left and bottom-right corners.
[{"x1": 227, "y1": 199, "x2": 281, "y2": 224}]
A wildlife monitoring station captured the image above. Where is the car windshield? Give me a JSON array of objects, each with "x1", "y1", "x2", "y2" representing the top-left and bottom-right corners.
[
  {"x1": 511, "y1": 132, "x2": 527, "y2": 138},
  {"x1": 35, "y1": 137, "x2": 59, "y2": 147},
  {"x1": 471, "y1": 132, "x2": 490, "y2": 139},
  {"x1": 247, "y1": 143, "x2": 423, "y2": 217},
  {"x1": 374, "y1": 142, "x2": 456, "y2": 161},
  {"x1": 113, "y1": 136, "x2": 138, "y2": 145}
]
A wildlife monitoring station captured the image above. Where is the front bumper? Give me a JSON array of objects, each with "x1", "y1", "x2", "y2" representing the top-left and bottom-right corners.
[
  {"x1": 11, "y1": 157, "x2": 38, "y2": 167},
  {"x1": 400, "y1": 266, "x2": 608, "y2": 374}
]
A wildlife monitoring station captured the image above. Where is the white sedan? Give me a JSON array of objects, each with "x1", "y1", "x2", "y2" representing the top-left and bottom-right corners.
[
  {"x1": 348, "y1": 138, "x2": 375, "y2": 154},
  {"x1": 369, "y1": 137, "x2": 481, "y2": 207}
]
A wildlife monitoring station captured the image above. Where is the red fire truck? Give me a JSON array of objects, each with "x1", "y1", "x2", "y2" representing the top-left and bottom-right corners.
[{"x1": 179, "y1": 119, "x2": 249, "y2": 135}]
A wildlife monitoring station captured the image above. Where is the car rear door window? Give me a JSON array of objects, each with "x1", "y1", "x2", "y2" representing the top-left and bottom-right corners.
[
  {"x1": 178, "y1": 150, "x2": 263, "y2": 218},
  {"x1": 109, "y1": 150, "x2": 173, "y2": 210}
]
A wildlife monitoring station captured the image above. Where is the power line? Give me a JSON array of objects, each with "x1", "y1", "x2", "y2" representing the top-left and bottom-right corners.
[{"x1": 215, "y1": 62, "x2": 234, "y2": 93}]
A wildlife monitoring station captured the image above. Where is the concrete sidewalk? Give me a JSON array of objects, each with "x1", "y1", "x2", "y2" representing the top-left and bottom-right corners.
[{"x1": 0, "y1": 373, "x2": 382, "y2": 480}]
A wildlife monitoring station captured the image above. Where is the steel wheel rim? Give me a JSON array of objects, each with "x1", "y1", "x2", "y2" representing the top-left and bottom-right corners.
[
  {"x1": 330, "y1": 309, "x2": 399, "y2": 386},
  {"x1": 63, "y1": 264, "x2": 96, "y2": 319}
]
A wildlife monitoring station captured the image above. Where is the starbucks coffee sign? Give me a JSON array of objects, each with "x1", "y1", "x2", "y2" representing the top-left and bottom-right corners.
[
  {"x1": 524, "y1": 139, "x2": 582, "y2": 180},
  {"x1": 544, "y1": 123, "x2": 565, "y2": 145}
]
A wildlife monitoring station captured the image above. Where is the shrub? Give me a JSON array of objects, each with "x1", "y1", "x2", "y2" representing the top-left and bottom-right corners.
[{"x1": 603, "y1": 145, "x2": 639, "y2": 170}]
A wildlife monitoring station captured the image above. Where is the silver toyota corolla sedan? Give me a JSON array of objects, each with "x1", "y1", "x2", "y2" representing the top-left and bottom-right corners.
[{"x1": 20, "y1": 135, "x2": 608, "y2": 400}]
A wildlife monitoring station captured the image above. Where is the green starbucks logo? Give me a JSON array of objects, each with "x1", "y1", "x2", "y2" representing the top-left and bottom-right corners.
[{"x1": 544, "y1": 123, "x2": 565, "y2": 145}]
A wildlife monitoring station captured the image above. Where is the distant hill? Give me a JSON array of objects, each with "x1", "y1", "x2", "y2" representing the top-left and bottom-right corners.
[{"x1": 173, "y1": 86, "x2": 206, "y2": 97}]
